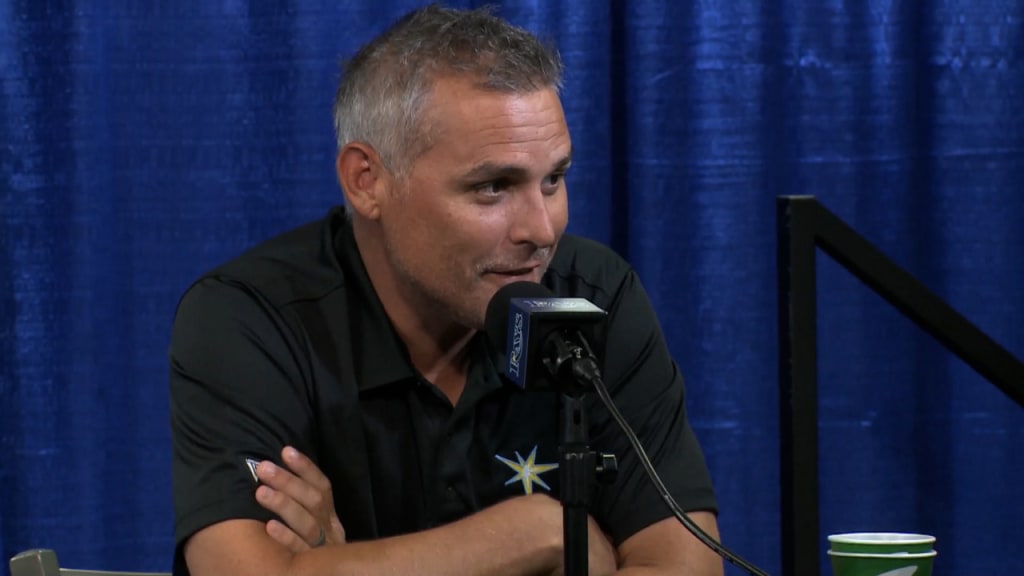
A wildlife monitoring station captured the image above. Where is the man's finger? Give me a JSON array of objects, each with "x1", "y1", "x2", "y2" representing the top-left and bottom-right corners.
[
  {"x1": 278, "y1": 447, "x2": 346, "y2": 543},
  {"x1": 266, "y1": 518, "x2": 309, "y2": 554},
  {"x1": 256, "y1": 460, "x2": 323, "y2": 514},
  {"x1": 255, "y1": 484, "x2": 322, "y2": 547},
  {"x1": 281, "y1": 446, "x2": 333, "y2": 494},
  {"x1": 255, "y1": 449, "x2": 345, "y2": 546},
  {"x1": 329, "y1": 515, "x2": 347, "y2": 544}
]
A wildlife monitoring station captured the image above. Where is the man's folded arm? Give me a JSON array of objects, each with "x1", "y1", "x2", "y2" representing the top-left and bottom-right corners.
[
  {"x1": 171, "y1": 281, "x2": 565, "y2": 575},
  {"x1": 613, "y1": 512, "x2": 724, "y2": 576},
  {"x1": 183, "y1": 496, "x2": 564, "y2": 576}
]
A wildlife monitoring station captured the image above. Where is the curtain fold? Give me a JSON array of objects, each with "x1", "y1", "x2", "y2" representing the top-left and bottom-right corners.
[{"x1": 3, "y1": 1, "x2": 1021, "y2": 574}]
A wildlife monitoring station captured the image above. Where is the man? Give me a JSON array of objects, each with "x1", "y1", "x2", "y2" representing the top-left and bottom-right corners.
[{"x1": 170, "y1": 4, "x2": 722, "y2": 576}]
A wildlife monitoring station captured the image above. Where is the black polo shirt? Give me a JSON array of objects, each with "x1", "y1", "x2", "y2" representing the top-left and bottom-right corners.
[{"x1": 169, "y1": 206, "x2": 716, "y2": 575}]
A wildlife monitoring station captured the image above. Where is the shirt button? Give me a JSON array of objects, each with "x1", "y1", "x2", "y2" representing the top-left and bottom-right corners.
[{"x1": 446, "y1": 484, "x2": 457, "y2": 497}]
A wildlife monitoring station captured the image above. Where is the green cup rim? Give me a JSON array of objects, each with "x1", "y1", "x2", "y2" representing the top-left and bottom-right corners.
[
  {"x1": 828, "y1": 532, "x2": 936, "y2": 545},
  {"x1": 828, "y1": 550, "x2": 937, "y2": 559}
]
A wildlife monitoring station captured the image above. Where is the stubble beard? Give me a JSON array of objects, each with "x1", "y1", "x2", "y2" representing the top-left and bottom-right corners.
[
  {"x1": 384, "y1": 243, "x2": 487, "y2": 332},
  {"x1": 383, "y1": 231, "x2": 557, "y2": 334}
]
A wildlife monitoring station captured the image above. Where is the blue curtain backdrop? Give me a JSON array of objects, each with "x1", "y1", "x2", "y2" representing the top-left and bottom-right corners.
[{"x1": 2, "y1": 1, "x2": 1022, "y2": 574}]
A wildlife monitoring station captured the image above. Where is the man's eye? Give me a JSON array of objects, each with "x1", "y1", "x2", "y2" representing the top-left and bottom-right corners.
[
  {"x1": 476, "y1": 180, "x2": 509, "y2": 196},
  {"x1": 542, "y1": 173, "x2": 565, "y2": 193}
]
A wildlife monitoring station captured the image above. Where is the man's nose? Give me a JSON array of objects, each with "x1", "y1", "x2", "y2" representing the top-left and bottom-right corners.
[{"x1": 509, "y1": 188, "x2": 558, "y2": 248}]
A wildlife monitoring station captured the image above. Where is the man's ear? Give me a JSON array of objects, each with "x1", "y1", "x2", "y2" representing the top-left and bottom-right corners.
[{"x1": 336, "y1": 143, "x2": 390, "y2": 221}]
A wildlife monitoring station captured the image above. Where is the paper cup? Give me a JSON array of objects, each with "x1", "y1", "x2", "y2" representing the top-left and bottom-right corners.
[
  {"x1": 828, "y1": 532, "x2": 935, "y2": 555},
  {"x1": 828, "y1": 550, "x2": 936, "y2": 576}
]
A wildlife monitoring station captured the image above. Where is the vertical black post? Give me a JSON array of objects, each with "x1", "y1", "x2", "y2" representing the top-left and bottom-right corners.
[
  {"x1": 561, "y1": 393, "x2": 591, "y2": 576},
  {"x1": 777, "y1": 196, "x2": 820, "y2": 576}
]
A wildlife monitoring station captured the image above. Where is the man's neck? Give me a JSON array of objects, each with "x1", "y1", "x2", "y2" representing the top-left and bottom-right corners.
[{"x1": 352, "y1": 221, "x2": 475, "y2": 404}]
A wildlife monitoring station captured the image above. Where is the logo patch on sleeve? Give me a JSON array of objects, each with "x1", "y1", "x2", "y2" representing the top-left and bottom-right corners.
[{"x1": 244, "y1": 457, "x2": 261, "y2": 483}]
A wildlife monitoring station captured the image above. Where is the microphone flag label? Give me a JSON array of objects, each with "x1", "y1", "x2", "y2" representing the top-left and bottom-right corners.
[
  {"x1": 505, "y1": 297, "x2": 604, "y2": 389},
  {"x1": 506, "y1": 308, "x2": 528, "y2": 388}
]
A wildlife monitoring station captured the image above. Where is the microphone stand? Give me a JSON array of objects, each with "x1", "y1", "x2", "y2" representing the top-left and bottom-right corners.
[
  {"x1": 546, "y1": 333, "x2": 617, "y2": 576},
  {"x1": 560, "y1": 391, "x2": 591, "y2": 576}
]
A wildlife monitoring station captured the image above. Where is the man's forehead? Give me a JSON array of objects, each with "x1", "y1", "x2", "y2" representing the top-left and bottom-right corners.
[
  {"x1": 456, "y1": 144, "x2": 573, "y2": 182},
  {"x1": 424, "y1": 78, "x2": 565, "y2": 129},
  {"x1": 413, "y1": 79, "x2": 569, "y2": 168}
]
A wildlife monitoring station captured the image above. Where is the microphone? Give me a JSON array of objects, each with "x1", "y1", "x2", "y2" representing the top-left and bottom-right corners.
[
  {"x1": 485, "y1": 281, "x2": 614, "y2": 576},
  {"x1": 484, "y1": 281, "x2": 608, "y2": 393},
  {"x1": 483, "y1": 282, "x2": 773, "y2": 576}
]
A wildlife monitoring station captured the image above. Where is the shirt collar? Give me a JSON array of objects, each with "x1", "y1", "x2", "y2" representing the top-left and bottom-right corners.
[
  {"x1": 329, "y1": 206, "x2": 513, "y2": 398},
  {"x1": 331, "y1": 206, "x2": 417, "y2": 392}
]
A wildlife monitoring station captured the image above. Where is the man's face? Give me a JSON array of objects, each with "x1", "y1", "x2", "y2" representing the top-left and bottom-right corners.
[{"x1": 377, "y1": 76, "x2": 571, "y2": 330}]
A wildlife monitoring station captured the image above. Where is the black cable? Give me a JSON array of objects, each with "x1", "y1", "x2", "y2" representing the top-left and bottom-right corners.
[{"x1": 572, "y1": 357, "x2": 771, "y2": 576}]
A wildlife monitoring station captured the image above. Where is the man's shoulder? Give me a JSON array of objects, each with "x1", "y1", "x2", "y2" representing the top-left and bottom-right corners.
[
  {"x1": 186, "y1": 208, "x2": 346, "y2": 310},
  {"x1": 546, "y1": 233, "x2": 633, "y2": 306}
]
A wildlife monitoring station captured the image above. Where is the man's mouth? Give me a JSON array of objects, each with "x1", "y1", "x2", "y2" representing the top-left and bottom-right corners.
[
  {"x1": 483, "y1": 264, "x2": 547, "y2": 284},
  {"x1": 489, "y1": 267, "x2": 537, "y2": 276}
]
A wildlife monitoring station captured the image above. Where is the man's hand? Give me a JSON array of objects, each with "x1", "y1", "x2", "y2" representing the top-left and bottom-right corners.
[
  {"x1": 255, "y1": 446, "x2": 346, "y2": 552},
  {"x1": 586, "y1": 515, "x2": 617, "y2": 576}
]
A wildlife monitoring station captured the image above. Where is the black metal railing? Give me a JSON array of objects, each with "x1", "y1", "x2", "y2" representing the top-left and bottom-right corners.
[{"x1": 776, "y1": 195, "x2": 1024, "y2": 576}]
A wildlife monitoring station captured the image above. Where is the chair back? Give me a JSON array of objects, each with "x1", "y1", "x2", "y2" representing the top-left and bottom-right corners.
[{"x1": 10, "y1": 549, "x2": 171, "y2": 576}]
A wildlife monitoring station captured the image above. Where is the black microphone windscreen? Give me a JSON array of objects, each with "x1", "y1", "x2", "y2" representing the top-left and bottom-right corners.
[{"x1": 484, "y1": 281, "x2": 553, "y2": 354}]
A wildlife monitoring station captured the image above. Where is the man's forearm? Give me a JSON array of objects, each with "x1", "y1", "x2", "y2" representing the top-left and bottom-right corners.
[
  {"x1": 290, "y1": 509, "x2": 558, "y2": 576},
  {"x1": 186, "y1": 495, "x2": 563, "y2": 576},
  {"x1": 612, "y1": 554, "x2": 725, "y2": 576}
]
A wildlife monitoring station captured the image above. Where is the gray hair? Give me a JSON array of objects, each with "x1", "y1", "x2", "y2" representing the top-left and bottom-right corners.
[{"x1": 332, "y1": 4, "x2": 564, "y2": 177}]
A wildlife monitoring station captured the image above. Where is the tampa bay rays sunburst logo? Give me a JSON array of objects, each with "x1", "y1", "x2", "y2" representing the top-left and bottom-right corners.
[{"x1": 495, "y1": 445, "x2": 559, "y2": 495}]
